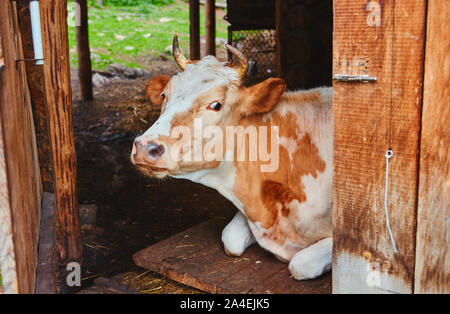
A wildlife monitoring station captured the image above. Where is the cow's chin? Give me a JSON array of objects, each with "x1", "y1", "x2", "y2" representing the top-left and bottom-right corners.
[{"x1": 135, "y1": 164, "x2": 170, "y2": 179}]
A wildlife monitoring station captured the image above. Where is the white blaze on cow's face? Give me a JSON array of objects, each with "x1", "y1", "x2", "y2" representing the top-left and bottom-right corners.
[{"x1": 131, "y1": 56, "x2": 240, "y2": 177}]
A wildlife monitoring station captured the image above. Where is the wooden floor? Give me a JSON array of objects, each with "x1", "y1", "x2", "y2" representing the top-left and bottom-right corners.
[{"x1": 134, "y1": 217, "x2": 331, "y2": 294}]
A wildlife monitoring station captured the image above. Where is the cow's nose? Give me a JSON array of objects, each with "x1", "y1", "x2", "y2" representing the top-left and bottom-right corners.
[
  {"x1": 133, "y1": 140, "x2": 165, "y2": 163},
  {"x1": 147, "y1": 143, "x2": 165, "y2": 160}
]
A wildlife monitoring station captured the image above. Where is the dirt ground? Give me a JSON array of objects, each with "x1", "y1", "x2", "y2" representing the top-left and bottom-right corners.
[{"x1": 70, "y1": 54, "x2": 235, "y2": 293}]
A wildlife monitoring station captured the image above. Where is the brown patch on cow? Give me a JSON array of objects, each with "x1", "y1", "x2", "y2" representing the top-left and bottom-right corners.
[
  {"x1": 232, "y1": 105, "x2": 327, "y2": 230},
  {"x1": 261, "y1": 181, "x2": 304, "y2": 219},
  {"x1": 296, "y1": 133, "x2": 326, "y2": 177},
  {"x1": 146, "y1": 75, "x2": 171, "y2": 105}
]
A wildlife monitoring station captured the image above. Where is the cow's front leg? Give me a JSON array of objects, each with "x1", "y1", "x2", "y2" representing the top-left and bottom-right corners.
[
  {"x1": 288, "y1": 237, "x2": 332, "y2": 280},
  {"x1": 221, "y1": 211, "x2": 255, "y2": 257}
]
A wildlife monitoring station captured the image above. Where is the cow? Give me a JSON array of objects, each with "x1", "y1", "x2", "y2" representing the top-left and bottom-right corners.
[{"x1": 131, "y1": 35, "x2": 332, "y2": 280}]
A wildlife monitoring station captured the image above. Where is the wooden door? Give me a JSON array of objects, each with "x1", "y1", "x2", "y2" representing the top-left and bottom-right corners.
[
  {"x1": 414, "y1": 0, "x2": 450, "y2": 294},
  {"x1": 332, "y1": 0, "x2": 427, "y2": 293}
]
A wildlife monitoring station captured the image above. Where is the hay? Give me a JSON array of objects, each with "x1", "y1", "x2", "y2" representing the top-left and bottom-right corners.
[{"x1": 115, "y1": 270, "x2": 203, "y2": 294}]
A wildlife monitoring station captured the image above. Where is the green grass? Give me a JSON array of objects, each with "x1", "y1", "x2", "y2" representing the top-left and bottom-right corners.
[{"x1": 67, "y1": 0, "x2": 228, "y2": 70}]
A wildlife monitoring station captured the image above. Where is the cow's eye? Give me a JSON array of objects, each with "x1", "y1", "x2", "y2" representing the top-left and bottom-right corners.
[
  {"x1": 161, "y1": 92, "x2": 166, "y2": 101},
  {"x1": 208, "y1": 101, "x2": 222, "y2": 111}
]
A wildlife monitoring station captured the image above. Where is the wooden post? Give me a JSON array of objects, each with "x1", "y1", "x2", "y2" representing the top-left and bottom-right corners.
[
  {"x1": 332, "y1": 0, "x2": 427, "y2": 293},
  {"x1": 205, "y1": 0, "x2": 215, "y2": 56},
  {"x1": 40, "y1": 0, "x2": 81, "y2": 263},
  {"x1": 189, "y1": 0, "x2": 200, "y2": 60},
  {"x1": 275, "y1": 0, "x2": 282, "y2": 78},
  {"x1": 414, "y1": 0, "x2": 450, "y2": 294},
  {"x1": 15, "y1": 0, "x2": 54, "y2": 192},
  {"x1": 0, "y1": 0, "x2": 42, "y2": 293},
  {"x1": 75, "y1": 0, "x2": 93, "y2": 101}
]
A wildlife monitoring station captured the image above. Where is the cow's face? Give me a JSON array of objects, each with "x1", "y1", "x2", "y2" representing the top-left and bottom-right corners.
[{"x1": 131, "y1": 36, "x2": 285, "y2": 178}]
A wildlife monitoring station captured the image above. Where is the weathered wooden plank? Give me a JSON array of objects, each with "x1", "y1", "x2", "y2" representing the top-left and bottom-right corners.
[
  {"x1": 134, "y1": 218, "x2": 331, "y2": 294},
  {"x1": 40, "y1": 0, "x2": 81, "y2": 263},
  {"x1": 189, "y1": 0, "x2": 200, "y2": 60},
  {"x1": 275, "y1": 0, "x2": 282, "y2": 79},
  {"x1": 16, "y1": 0, "x2": 54, "y2": 192},
  {"x1": 0, "y1": 67, "x2": 19, "y2": 294},
  {"x1": 35, "y1": 192, "x2": 56, "y2": 294},
  {"x1": 205, "y1": 0, "x2": 216, "y2": 56},
  {"x1": 0, "y1": 0, "x2": 42, "y2": 294},
  {"x1": 414, "y1": 0, "x2": 450, "y2": 294},
  {"x1": 75, "y1": 0, "x2": 93, "y2": 101},
  {"x1": 332, "y1": 0, "x2": 426, "y2": 293}
]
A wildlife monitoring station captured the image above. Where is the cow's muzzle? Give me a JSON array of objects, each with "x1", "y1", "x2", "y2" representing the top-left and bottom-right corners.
[{"x1": 131, "y1": 140, "x2": 166, "y2": 164}]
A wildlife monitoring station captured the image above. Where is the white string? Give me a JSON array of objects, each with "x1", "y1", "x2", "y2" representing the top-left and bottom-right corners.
[{"x1": 384, "y1": 149, "x2": 398, "y2": 253}]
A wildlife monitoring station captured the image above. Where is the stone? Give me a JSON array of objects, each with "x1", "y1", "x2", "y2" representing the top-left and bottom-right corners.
[{"x1": 92, "y1": 73, "x2": 109, "y2": 87}]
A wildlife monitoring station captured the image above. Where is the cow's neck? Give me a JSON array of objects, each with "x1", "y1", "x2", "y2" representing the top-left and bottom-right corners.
[{"x1": 171, "y1": 154, "x2": 244, "y2": 211}]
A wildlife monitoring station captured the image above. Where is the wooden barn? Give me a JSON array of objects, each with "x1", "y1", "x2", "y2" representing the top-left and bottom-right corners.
[{"x1": 0, "y1": 0, "x2": 448, "y2": 294}]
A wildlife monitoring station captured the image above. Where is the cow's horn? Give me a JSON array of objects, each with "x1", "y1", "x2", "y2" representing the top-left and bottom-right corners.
[
  {"x1": 172, "y1": 34, "x2": 188, "y2": 71},
  {"x1": 225, "y1": 44, "x2": 248, "y2": 81}
]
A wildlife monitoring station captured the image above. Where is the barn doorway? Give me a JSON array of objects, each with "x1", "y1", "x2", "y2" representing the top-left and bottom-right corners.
[
  {"x1": 1, "y1": 0, "x2": 447, "y2": 295},
  {"x1": 71, "y1": 0, "x2": 333, "y2": 293}
]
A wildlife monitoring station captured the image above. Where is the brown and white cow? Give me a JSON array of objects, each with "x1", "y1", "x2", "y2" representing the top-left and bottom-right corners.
[{"x1": 131, "y1": 36, "x2": 332, "y2": 280}]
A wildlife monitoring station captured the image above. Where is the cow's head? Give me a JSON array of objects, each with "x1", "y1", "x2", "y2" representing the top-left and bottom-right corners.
[{"x1": 131, "y1": 35, "x2": 286, "y2": 178}]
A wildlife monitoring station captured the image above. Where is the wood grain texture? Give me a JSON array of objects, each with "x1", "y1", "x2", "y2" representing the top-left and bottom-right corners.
[
  {"x1": 189, "y1": 0, "x2": 200, "y2": 60},
  {"x1": 36, "y1": 192, "x2": 56, "y2": 294},
  {"x1": 0, "y1": 79, "x2": 19, "y2": 294},
  {"x1": 75, "y1": 0, "x2": 93, "y2": 101},
  {"x1": 205, "y1": 0, "x2": 216, "y2": 56},
  {"x1": 134, "y1": 218, "x2": 331, "y2": 294},
  {"x1": 275, "y1": 0, "x2": 282, "y2": 79},
  {"x1": 40, "y1": 0, "x2": 81, "y2": 263},
  {"x1": 332, "y1": 0, "x2": 426, "y2": 293},
  {"x1": 414, "y1": 0, "x2": 450, "y2": 294},
  {"x1": 16, "y1": 0, "x2": 54, "y2": 192},
  {"x1": 0, "y1": 0, "x2": 42, "y2": 294}
]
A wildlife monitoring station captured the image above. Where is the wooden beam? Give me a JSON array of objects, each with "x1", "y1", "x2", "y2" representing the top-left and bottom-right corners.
[
  {"x1": 205, "y1": 0, "x2": 215, "y2": 56},
  {"x1": 15, "y1": 0, "x2": 54, "y2": 192},
  {"x1": 0, "y1": 0, "x2": 42, "y2": 294},
  {"x1": 35, "y1": 192, "x2": 56, "y2": 294},
  {"x1": 414, "y1": 0, "x2": 450, "y2": 294},
  {"x1": 332, "y1": 0, "x2": 427, "y2": 293},
  {"x1": 75, "y1": 0, "x2": 93, "y2": 101},
  {"x1": 275, "y1": 0, "x2": 282, "y2": 78},
  {"x1": 0, "y1": 65, "x2": 19, "y2": 294},
  {"x1": 40, "y1": 0, "x2": 81, "y2": 263},
  {"x1": 189, "y1": 0, "x2": 200, "y2": 60}
]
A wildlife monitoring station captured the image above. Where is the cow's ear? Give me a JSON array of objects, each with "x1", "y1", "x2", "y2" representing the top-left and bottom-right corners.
[
  {"x1": 242, "y1": 78, "x2": 286, "y2": 115},
  {"x1": 146, "y1": 75, "x2": 171, "y2": 105}
]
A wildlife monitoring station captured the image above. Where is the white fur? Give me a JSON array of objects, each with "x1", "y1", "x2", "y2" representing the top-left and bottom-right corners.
[
  {"x1": 288, "y1": 237, "x2": 332, "y2": 280},
  {"x1": 221, "y1": 211, "x2": 256, "y2": 256}
]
